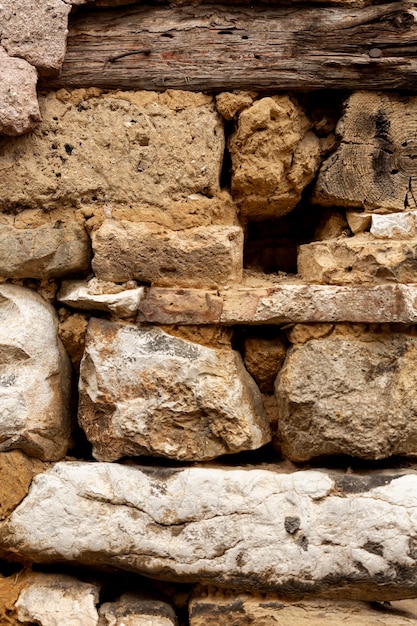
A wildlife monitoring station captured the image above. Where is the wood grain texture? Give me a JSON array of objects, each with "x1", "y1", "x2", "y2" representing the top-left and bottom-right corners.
[{"x1": 41, "y1": 1, "x2": 417, "y2": 91}]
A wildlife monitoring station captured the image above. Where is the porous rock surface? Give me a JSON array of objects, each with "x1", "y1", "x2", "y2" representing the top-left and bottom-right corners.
[
  {"x1": 15, "y1": 573, "x2": 100, "y2": 626},
  {"x1": 276, "y1": 326, "x2": 417, "y2": 461},
  {"x1": 189, "y1": 591, "x2": 417, "y2": 625},
  {"x1": 99, "y1": 594, "x2": 178, "y2": 626},
  {"x1": 298, "y1": 236, "x2": 417, "y2": 284},
  {"x1": 0, "y1": 47, "x2": 40, "y2": 136},
  {"x1": 78, "y1": 319, "x2": 270, "y2": 461},
  {"x1": 314, "y1": 92, "x2": 417, "y2": 212},
  {"x1": 230, "y1": 96, "x2": 321, "y2": 218},
  {"x1": 58, "y1": 279, "x2": 145, "y2": 318},
  {"x1": 0, "y1": 90, "x2": 223, "y2": 210},
  {"x1": 2, "y1": 462, "x2": 417, "y2": 600},
  {"x1": 92, "y1": 221, "x2": 243, "y2": 287},
  {"x1": 0, "y1": 220, "x2": 90, "y2": 279},
  {"x1": 0, "y1": 284, "x2": 71, "y2": 460}
]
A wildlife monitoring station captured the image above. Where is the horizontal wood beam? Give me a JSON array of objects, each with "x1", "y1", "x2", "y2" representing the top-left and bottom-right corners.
[{"x1": 42, "y1": 1, "x2": 417, "y2": 92}]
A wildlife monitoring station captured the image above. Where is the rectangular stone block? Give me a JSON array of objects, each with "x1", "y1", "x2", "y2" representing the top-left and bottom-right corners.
[{"x1": 92, "y1": 220, "x2": 243, "y2": 288}]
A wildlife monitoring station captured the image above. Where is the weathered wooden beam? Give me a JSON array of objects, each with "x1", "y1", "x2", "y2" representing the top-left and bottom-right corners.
[{"x1": 41, "y1": 2, "x2": 417, "y2": 92}]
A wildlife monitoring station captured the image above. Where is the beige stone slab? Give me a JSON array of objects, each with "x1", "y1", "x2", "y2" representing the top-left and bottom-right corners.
[
  {"x1": 3, "y1": 463, "x2": 417, "y2": 599},
  {"x1": 298, "y1": 237, "x2": 417, "y2": 284},
  {"x1": 189, "y1": 592, "x2": 417, "y2": 626},
  {"x1": 58, "y1": 280, "x2": 145, "y2": 318},
  {"x1": 92, "y1": 221, "x2": 243, "y2": 288},
  {"x1": 138, "y1": 284, "x2": 417, "y2": 324},
  {"x1": 0, "y1": 47, "x2": 40, "y2": 136},
  {"x1": 99, "y1": 594, "x2": 177, "y2": 626}
]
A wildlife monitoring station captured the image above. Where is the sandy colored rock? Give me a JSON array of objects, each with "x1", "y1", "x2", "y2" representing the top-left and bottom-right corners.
[
  {"x1": 58, "y1": 280, "x2": 145, "y2": 318},
  {"x1": 0, "y1": 90, "x2": 223, "y2": 210},
  {"x1": 298, "y1": 236, "x2": 417, "y2": 284},
  {"x1": 92, "y1": 221, "x2": 243, "y2": 287},
  {"x1": 314, "y1": 92, "x2": 417, "y2": 213},
  {"x1": 285, "y1": 323, "x2": 334, "y2": 345},
  {"x1": 189, "y1": 591, "x2": 417, "y2": 626},
  {"x1": 4, "y1": 463, "x2": 417, "y2": 599},
  {"x1": 0, "y1": 221, "x2": 90, "y2": 279},
  {"x1": 0, "y1": 47, "x2": 40, "y2": 136},
  {"x1": 78, "y1": 319, "x2": 270, "y2": 461},
  {"x1": 230, "y1": 96, "x2": 321, "y2": 218},
  {"x1": 15, "y1": 573, "x2": 100, "y2": 626},
  {"x1": 243, "y1": 335, "x2": 287, "y2": 393},
  {"x1": 58, "y1": 311, "x2": 89, "y2": 370},
  {"x1": 0, "y1": 450, "x2": 46, "y2": 521},
  {"x1": 0, "y1": 284, "x2": 71, "y2": 460},
  {"x1": 99, "y1": 594, "x2": 177, "y2": 626},
  {"x1": 215, "y1": 91, "x2": 257, "y2": 120},
  {"x1": 276, "y1": 328, "x2": 417, "y2": 461},
  {"x1": 314, "y1": 210, "x2": 349, "y2": 241},
  {"x1": 346, "y1": 211, "x2": 372, "y2": 234}
]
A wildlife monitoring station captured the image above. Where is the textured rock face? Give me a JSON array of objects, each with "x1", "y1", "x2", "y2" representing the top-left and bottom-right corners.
[
  {"x1": 0, "y1": 450, "x2": 46, "y2": 521},
  {"x1": 230, "y1": 96, "x2": 321, "y2": 218},
  {"x1": 0, "y1": 47, "x2": 40, "y2": 136},
  {"x1": 3, "y1": 463, "x2": 417, "y2": 600},
  {"x1": 92, "y1": 221, "x2": 243, "y2": 287},
  {"x1": 314, "y1": 92, "x2": 417, "y2": 212},
  {"x1": 15, "y1": 574, "x2": 100, "y2": 626},
  {"x1": 0, "y1": 284, "x2": 71, "y2": 460},
  {"x1": 0, "y1": 221, "x2": 90, "y2": 279},
  {"x1": 78, "y1": 320, "x2": 270, "y2": 461},
  {"x1": 189, "y1": 592, "x2": 417, "y2": 626},
  {"x1": 58, "y1": 280, "x2": 145, "y2": 319},
  {"x1": 99, "y1": 594, "x2": 178, "y2": 626},
  {"x1": 276, "y1": 327, "x2": 417, "y2": 461},
  {"x1": 0, "y1": 90, "x2": 223, "y2": 210},
  {"x1": 243, "y1": 336, "x2": 287, "y2": 393},
  {"x1": 298, "y1": 237, "x2": 417, "y2": 284}
]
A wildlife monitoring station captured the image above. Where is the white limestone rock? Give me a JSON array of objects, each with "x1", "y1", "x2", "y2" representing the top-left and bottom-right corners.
[
  {"x1": 78, "y1": 319, "x2": 270, "y2": 461},
  {"x1": 0, "y1": 284, "x2": 71, "y2": 460},
  {"x1": 15, "y1": 573, "x2": 100, "y2": 626},
  {"x1": 3, "y1": 462, "x2": 417, "y2": 599},
  {"x1": 98, "y1": 594, "x2": 177, "y2": 626},
  {"x1": 370, "y1": 213, "x2": 416, "y2": 239},
  {"x1": 58, "y1": 280, "x2": 145, "y2": 318}
]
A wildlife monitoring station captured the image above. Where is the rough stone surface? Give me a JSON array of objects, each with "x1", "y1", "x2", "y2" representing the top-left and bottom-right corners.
[
  {"x1": 0, "y1": 0, "x2": 70, "y2": 73},
  {"x1": 58, "y1": 280, "x2": 145, "y2": 318},
  {"x1": 0, "y1": 450, "x2": 46, "y2": 521},
  {"x1": 189, "y1": 592, "x2": 417, "y2": 626},
  {"x1": 0, "y1": 221, "x2": 90, "y2": 279},
  {"x1": 15, "y1": 573, "x2": 100, "y2": 626},
  {"x1": 0, "y1": 284, "x2": 71, "y2": 460},
  {"x1": 243, "y1": 336, "x2": 287, "y2": 393},
  {"x1": 78, "y1": 319, "x2": 270, "y2": 461},
  {"x1": 298, "y1": 236, "x2": 417, "y2": 284},
  {"x1": 3, "y1": 463, "x2": 417, "y2": 599},
  {"x1": 230, "y1": 96, "x2": 321, "y2": 218},
  {"x1": 139, "y1": 284, "x2": 417, "y2": 325},
  {"x1": 215, "y1": 91, "x2": 257, "y2": 120},
  {"x1": 58, "y1": 311, "x2": 89, "y2": 370},
  {"x1": 0, "y1": 90, "x2": 223, "y2": 210},
  {"x1": 276, "y1": 327, "x2": 417, "y2": 461},
  {"x1": 98, "y1": 594, "x2": 177, "y2": 626},
  {"x1": 314, "y1": 92, "x2": 417, "y2": 212},
  {"x1": 370, "y1": 212, "x2": 417, "y2": 239},
  {"x1": 0, "y1": 47, "x2": 40, "y2": 136},
  {"x1": 92, "y1": 221, "x2": 243, "y2": 287},
  {"x1": 346, "y1": 211, "x2": 372, "y2": 234}
]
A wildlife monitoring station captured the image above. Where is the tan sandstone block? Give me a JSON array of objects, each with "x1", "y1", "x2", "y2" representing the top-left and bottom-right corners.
[
  {"x1": 99, "y1": 594, "x2": 178, "y2": 626},
  {"x1": 314, "y1": 92, "x2": 417, "y2": 212},
  {"x1": 0, "y1": 90, "x2": 223, "y2": 209},
  {"x1": 189, "y1": 592, "x2": 417, "y2": 626},
  {"x1": 243, "y1": 335, "x2": 287, "y2": 393},
  {"x1": 78, "y1": 319, "x2": 270, "y2": 461},
  {"x1": 298, "y1": 236, "x2": 417, "y2": 284},
  {"x1": 92, "y1": 220, "x2": 243, "y2": 288},
  {"x1": 276, "y1": 326, "x2": 417, "y2": 461},
  {"x1": 230, "y1": 96, "x2": 321, "y2": 218}
]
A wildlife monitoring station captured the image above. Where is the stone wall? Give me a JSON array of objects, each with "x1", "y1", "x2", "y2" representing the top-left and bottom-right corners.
[{"x1": 2, "y1": 2, "x2": 417, "y2": 625}]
